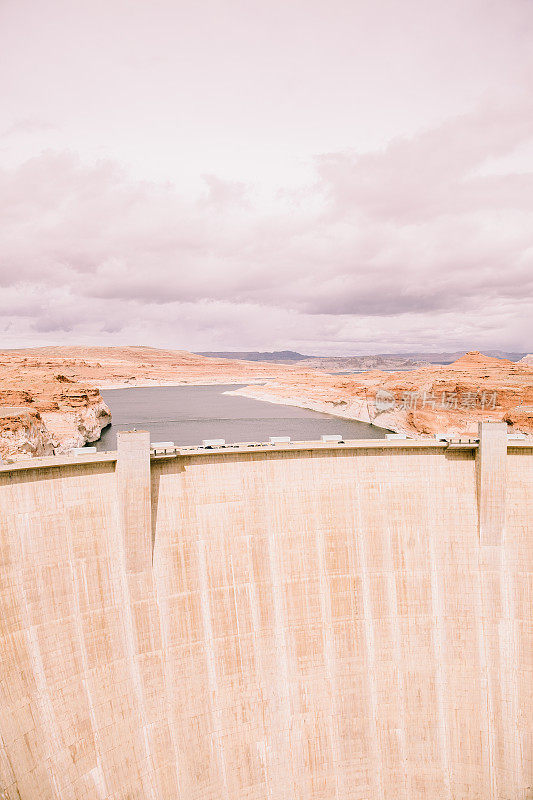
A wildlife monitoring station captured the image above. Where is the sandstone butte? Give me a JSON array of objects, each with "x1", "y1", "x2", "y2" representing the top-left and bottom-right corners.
[{"x1": 0, "y1": 346, "x2": 532, "y2": 458}]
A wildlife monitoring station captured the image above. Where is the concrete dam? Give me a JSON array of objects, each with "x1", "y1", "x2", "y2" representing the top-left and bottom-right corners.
[{"x1": 0, "y1": 424, "x2": 531, "y2": 800}]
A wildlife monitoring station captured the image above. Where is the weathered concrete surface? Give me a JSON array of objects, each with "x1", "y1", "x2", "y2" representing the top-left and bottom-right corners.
[
  {"x1": 476, "y1": 422, "x2": 508, "y2": 546},
  {"x1": 0, "y1": 430, "x2": 531, "y2": 799}
]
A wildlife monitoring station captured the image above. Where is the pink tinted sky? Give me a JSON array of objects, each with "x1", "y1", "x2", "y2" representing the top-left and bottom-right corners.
[{"x1": 1, "y1": 0, "x2": 532, "y2": 354}]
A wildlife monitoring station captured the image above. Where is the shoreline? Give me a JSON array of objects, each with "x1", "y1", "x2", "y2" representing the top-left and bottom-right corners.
[
  {"x1": 222, "y1": 385, "x2": 399, "y2": 434},
  {"x1": 223, "y1": 383, "x2": 424, "y2": 438},
  {"x1": 90, "y1": 381, "x2": 394, "y2": 453},
  {"x1": 93, "y1": 377, "x2": 272, "y2": 390}
]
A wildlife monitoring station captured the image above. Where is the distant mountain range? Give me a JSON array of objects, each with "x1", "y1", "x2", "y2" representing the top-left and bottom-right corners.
[
  {"x1": 197, "y1": 350, "x2": 527, "y2": 371},
  {"x1": 198, "y1": 350, "x2": 309, "y2": 362}
]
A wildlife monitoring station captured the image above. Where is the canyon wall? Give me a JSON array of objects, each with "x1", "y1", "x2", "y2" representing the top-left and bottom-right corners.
[
  {"x1": 0, "y1": 429, "x2": 531, "y2": 800},
  {"x1": 0, "y1": 388, "x2": 111, "y2": 460},
  {"x1": 229, "y1": 351, "x2": 533, "y2": 438}
]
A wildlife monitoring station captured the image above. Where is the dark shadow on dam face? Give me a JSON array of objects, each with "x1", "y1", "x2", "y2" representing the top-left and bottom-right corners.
[{"x1": 150, "y1": 460, "x2": 186, "y2": 556}]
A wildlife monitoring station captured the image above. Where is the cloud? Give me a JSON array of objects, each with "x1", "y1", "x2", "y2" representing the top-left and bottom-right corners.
[
  {"x1": 0, "y1": 102, "x2": 532, "y2": 351},
  {"x1": 315, "y1": 102, "x2": 533, "y2": 222},
  {"x1": 201, "y1": 175, "x2": 250, "y2": 209},
  {"x1": 0, "y1": 118, "x2": 56, "y2": 140}
]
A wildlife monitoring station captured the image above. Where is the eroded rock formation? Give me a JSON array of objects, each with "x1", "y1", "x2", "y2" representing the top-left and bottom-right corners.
[
  {"x1": 230, "y1": 351, "x2": 533, "y2": 437},
  {"x1": 0, "y1": 367, "x2": 112, "y2": 459},
  {"x1": 0, "y1": 407, "x2": 54, "y2": 458}
]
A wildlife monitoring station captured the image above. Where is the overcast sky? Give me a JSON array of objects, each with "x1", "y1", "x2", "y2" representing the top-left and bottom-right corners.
[{"x1": 1, "y1": 0, "x2": 532, "y2": 354}]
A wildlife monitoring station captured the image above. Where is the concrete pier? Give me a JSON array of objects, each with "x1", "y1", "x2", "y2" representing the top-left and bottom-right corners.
[
  {"x1": 116, "y1": 429, "x2": 152, "y2": 570},
  {"x1": 476, "y1": 421, "x2": 508, "y2": 545}
]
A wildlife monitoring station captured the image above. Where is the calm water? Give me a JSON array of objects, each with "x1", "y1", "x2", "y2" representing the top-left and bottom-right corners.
[{"x1": 94, "y1": 384, "x2": 387, "y2": 450}]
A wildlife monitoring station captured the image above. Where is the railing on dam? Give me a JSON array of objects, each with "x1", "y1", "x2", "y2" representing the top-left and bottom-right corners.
[{"x1": 2, "y1": 429, "x2": 532, "y2": 473}]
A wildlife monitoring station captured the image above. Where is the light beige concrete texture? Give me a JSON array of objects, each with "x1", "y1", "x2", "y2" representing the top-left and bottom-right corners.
[
  {"x1": 476, "y1": 422, "x2": 508, "y2": 546},
  {"x1": 0, "y1": 426, "x2": 531, "y2": 800}
]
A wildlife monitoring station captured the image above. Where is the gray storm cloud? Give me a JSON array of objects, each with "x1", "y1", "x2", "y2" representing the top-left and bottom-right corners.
[{"x1": 0, "y1": 103, "x2": 532, "y2": 351}]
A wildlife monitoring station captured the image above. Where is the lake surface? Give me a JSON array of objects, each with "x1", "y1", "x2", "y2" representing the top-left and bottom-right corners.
[{"x1": 95, "y1": 385, "x2": 387, "y2": 450}]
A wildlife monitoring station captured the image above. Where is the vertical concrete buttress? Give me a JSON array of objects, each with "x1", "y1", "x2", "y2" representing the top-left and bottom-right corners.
[
  {"x1": 476, "y1": 421, "x2": 508, "y2": 545},
  {"x1": 115, "y1": 430, "x2": 162, "y2": 800},
  {"x1": 116, "y1": 429, "x2": 152, "y2": 571}
]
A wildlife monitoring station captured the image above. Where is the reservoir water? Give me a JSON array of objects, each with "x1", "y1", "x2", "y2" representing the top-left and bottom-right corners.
[{"x1": 95, "y1": 384, "x2": 387, "y2": 450}]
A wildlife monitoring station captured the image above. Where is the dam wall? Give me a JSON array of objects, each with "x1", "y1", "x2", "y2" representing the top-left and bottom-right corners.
[{"x1": 0, "y1": 428, "x2": 531, "y2": 800}]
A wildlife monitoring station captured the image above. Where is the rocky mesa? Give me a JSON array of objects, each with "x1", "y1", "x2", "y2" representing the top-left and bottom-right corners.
[{"x1": 229, "y1": 350, "x2": 533, "y2": 437}]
